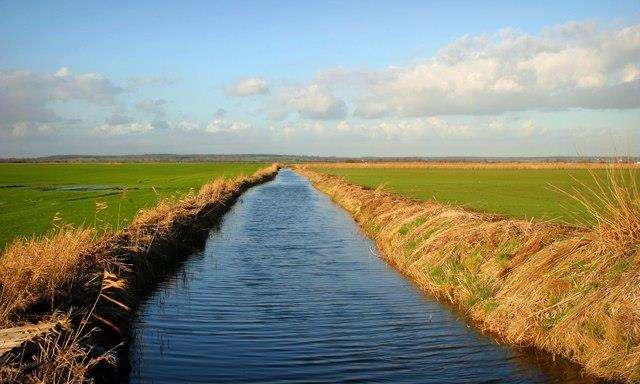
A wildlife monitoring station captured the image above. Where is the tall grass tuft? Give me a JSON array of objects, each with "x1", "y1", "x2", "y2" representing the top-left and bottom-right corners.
[
  {"x1": 565, "y1": 167, "x2": 640, "y2": 248},
  {"x1": 0, "y1": 227, "x2": 96, "y2": 327}
]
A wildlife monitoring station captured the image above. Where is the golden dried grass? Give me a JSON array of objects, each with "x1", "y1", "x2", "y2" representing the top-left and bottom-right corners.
[
  {"x1": 296, "y1": 165, "x2": 640, "y2": 382},
  {"x1": 0, "y1": 228, "x2": 96, "y2": 327}
]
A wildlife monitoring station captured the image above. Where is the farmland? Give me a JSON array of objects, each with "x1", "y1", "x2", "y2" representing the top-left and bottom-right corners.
[
  {"x1": 0, "y1": 162, "x2": 267, "y2": 248},
  {"x1": 311, "y1": 163, "x2": 639, "y2": 225}
]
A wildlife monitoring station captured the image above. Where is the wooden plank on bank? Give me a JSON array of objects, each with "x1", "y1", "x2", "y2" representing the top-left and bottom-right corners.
[{"x1": 0, "y1": 321, "x2": 58, "y2": 356}]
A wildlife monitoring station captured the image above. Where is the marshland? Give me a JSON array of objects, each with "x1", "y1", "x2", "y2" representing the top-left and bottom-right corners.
[{"x1": 3, "y1": 1, "x2": 640, "y2": 383}]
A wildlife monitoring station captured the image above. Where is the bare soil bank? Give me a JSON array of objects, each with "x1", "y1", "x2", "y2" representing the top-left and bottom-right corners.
[{"x1": 296, "y1": 166, "x2": 640, "y2": 383}]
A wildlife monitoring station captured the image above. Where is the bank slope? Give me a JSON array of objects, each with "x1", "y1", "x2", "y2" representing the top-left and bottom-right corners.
[
  {"x1": 297, "y1": 166, "x2": 640, "y2": 383},
  {"x1": 0, "y1": 164, "x2": 280, "y2": 383}
]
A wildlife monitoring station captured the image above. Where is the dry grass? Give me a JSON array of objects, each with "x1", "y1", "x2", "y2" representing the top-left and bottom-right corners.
[
  {"x1": 0, "y1": 271, "x2": 123, "y2": 384},
  {"x1": 1, "y1": 325, "x2": 113, "y2": 384},
  {"x1": 0, "y1": 228, "x2": 96, "y2": 327},
  {"x1": 305, "y1": 161, "x2": 639, "y2": 170},
  {"x1": 0, "y1": 164, "x2": 280, "y2": 383},
  {"x1": 296, "y1": 165, "x2": 640, "y2": 383}
]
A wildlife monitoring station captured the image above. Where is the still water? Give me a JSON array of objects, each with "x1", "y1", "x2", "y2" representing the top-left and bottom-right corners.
[{"x1": 127, "y1": 169, "x2": 595, "y2": 383}]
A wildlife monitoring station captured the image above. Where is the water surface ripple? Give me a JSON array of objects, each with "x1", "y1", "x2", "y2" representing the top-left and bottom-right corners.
[{"x1": 128, "y1": 169, "x2": 594, "y2": 383}]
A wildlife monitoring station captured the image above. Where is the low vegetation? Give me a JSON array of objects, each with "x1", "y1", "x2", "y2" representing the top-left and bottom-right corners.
[
  {"x1": 0, "y1": 164, "x2": 280, "y2": 383},
  {"x1": 312, "y1": 162, "x2": 639, "y2": 224},
  {"x1": 297, "y1": 164, "x2": 640, "y2": 382},
  {"x1": 0, "y1": 162, "x2": 268, "y2": 248}
]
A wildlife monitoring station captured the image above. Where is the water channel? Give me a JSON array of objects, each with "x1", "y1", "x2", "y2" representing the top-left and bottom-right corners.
[{"x1": 126, "y1": 169, "x2": 595, "y2": 383}]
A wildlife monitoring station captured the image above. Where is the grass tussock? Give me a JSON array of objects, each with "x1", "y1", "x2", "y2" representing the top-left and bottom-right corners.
[
  {"x1": 296, "y1": 165, "x2": 640, "y2": 383},
  {"x1": 306, "y1": 161, "x2": 639, "y2": 170},
  {"x1": 0, "y1": 164, "x2": 280, "y2": 383},
  {"x1": 0, "y1": 228, "x2": 96, "y2": 327}
]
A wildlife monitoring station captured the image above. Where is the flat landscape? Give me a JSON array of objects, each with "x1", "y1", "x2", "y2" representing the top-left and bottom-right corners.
[
  {"x1": 311, "y1": 163, "x2": 639, "y2": 225},
  {"x1": 0, "y1": 162, "x2": 267, "y2": 248},
  {"x1": 2, "y1": 1, "x2": 639, "y2": 383}
]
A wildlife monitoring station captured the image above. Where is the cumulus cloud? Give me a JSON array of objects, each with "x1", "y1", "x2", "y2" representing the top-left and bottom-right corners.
[
  {"x1": 0, "y1": 67, "x2": 125, "y2": 134},
  {"x1": 148, "y1": 118, "x2": 252, "y2": 134},
  {"x1": 0, "y1": 122, "x2": 58, "y2": 138},
  {"x1": 269, "y1": 121, "x2": 325, "y2": 139},
  {"x1": 334, "y1": 116, "x2": 546, "y2": 140},
  {"x1": 310, "y1": 21, "x2": 640, "y2": 118},
  {"x1": 225, "y1": 77, "x2": 269, "y2": 96},
  {"x1": 205, "y1": 119, "x2": 251, "y2": 133},
  {"x1": 265, "y1": 84, "x2": 347, "y2": 120},
  {"x1": 92, "y1": 122, "x2": 155, "y2": 136},
  {"x1": 135, "y1": 98, "x2": 167, "y2": 117},
  {"x1": 164, "y1": 120, "x2": 202, "y2": 132}
]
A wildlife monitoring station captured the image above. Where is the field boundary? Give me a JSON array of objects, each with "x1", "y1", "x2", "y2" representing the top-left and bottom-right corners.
[
  {"x1": 304, "y1": 161, "x2": 639, "y2": 169},
  {"x1": 296, "y1": 166, "x2": 639, "y2": 383},
  {"x1": 0, "y1": 164, "x2": 280, "y2": 383}
]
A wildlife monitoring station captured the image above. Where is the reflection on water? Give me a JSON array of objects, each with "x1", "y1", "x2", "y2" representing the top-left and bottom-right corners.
[{"x1": 127, "y1": 169, "x2": 599, "y2": 383}]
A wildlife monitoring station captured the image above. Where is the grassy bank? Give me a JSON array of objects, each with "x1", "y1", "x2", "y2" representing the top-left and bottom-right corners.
[
  {"x1": 0, "y1": 162, "x2": 267, "y2": 248},
  {"x1": 0, "y1": 164, "x2": 280, "y2": 383},
  {"x1": 312, "y1": 163, "x2": 639, "y2": 224},
  {"x1": 297, "y1": 165, "x2": 640, "y2": 382}
]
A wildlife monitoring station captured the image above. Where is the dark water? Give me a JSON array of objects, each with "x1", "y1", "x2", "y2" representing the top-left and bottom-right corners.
[{"x1": 127, "y1": 169, "x2": 595, "y2": 384}]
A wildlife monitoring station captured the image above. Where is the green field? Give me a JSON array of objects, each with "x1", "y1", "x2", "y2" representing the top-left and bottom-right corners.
[
  {"x1": 316, "y1": 167, "x2": 635, "y2": 225},
  {"x1": 0, "y1": 163, "x2": 267, "y2": 248}
]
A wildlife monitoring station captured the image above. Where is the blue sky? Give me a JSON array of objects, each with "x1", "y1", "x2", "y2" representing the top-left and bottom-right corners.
[{"x1": 1, "y1": 1, "x2": 639, "y2": 157}]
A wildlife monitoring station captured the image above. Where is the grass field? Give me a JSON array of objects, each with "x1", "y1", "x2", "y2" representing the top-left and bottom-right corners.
[
  {"x1": 313, "y1": 165, "x2": 639, "y2": 224},
  {"x1": 0, "y1": 163, "x2": 267, "y2": 248}
]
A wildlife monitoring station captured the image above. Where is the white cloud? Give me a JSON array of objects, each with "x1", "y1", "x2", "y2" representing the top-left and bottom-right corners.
[
  {"x1": 622, "y1": 64, "x2": 640, "y2": 82},
  {"x1": 225, "y1": 77, "x2": 269, "y2": 97},
  {"x1": 332, "y1": 116, "x2": 547, "y2": 140},
  {"x1": 266, "y1": 84, "x2": 347, "y2": 120},
  {"x1": 334, "y1": 118, "x2": 469, "y2": 139},
  {"x1": 269, "y1": 121, "x2": 325, "y2": 139},
  {"x1": 168, "y1": 120, "x2": 202, "y2": 132},
  {"x1": 307, "y1": 21, "x2": 640, "y2": 118},
  {"x1": 135, "y1": 98, "x2": 167, "y2": 116},
  {"x1": 0, "y1": 122, "x2": 58, "y2": 138},
  {"x1": 205, "y1": 119, "x2": 251, "y2": 133},
  {"x1": 92, "y1": 122, "x2": 154, "y2": 136},
  {"x1": 0, "y1": 67, "x2": 124, "y2": 132},
  {"x1": 90, "y1": 118, "x2": 253, "y2": 136}
]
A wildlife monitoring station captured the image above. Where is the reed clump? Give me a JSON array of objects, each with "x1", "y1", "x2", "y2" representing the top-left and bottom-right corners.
[
  {"x1": 0, "y1": 164, "x2": 280, "y2": 383},
  {"x1": 0, "y1": 228, "x2": 97, "y2": 327},
  {"x1": 296, "y1": 165, "x2": 640, "y2": 383}
]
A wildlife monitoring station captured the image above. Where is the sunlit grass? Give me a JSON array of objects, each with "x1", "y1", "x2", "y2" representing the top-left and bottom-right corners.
[
  {"x1": 0, "y1": 162, "x2": 267, "y2": 248},
  {"x1": 314, "y1": 164, "x2": 639, "y2": 224}
]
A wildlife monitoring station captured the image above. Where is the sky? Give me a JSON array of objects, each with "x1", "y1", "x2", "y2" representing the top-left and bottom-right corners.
[{"x1": 1, "y1": 0, "x2": 639, "y2": 157}]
